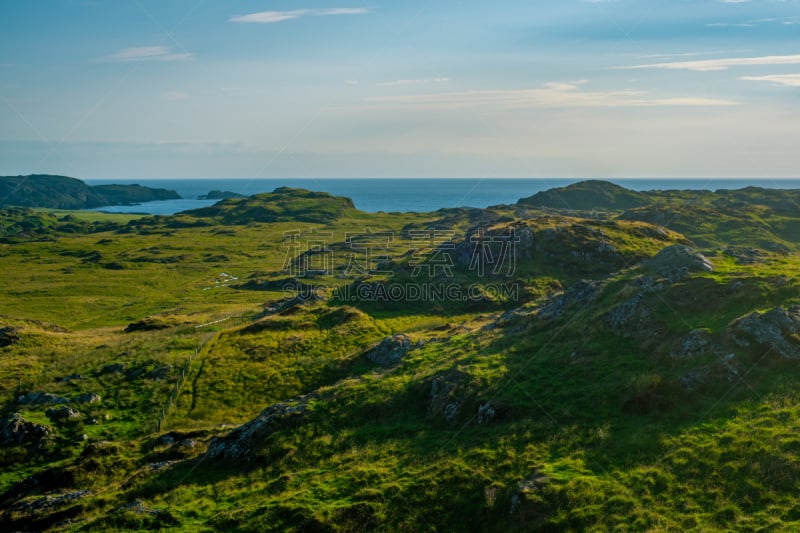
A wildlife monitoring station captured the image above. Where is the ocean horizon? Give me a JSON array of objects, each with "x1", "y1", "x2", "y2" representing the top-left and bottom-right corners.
[{"x1": 83, "y1": 178, "x2": 800, "y2": 215}]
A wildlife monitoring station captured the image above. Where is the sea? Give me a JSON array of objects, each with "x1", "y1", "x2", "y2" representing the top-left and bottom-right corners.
[{"x1": 83, "y1": 178, "x2": 800, "y2": 215}]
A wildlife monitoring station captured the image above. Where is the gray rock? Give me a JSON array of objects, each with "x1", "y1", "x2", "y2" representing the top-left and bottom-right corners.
[
  {"x1": 643, "y1": 245, "x2": 713, "y2": 281},
  {"x1": 509, "y1": 469, "x2": 551, "y2": 516},
  {"x1": 365, "y1": 334, "x2": 412, "y2": 366},
  {"x1": 0, "y1": 325, "x2": 20, "y2": 347},
  {"x1": 538, "y1": 280, "x2": 600, "y2": 320},
  {"x1": 429, "y1": 372, "x2": 464, "y2": 424},
  {"x1": 724, "y1": 247, "x2": 767, "y2": 265},
  {"x1": 205, "y1": 398, "x2": 311, "y2": 462},
  {"x1": 10, "y1": 490, "x2": 91, "y2": 514},
  {"x1": 731, "y1": 306, "x2": 800, "y2": 358},
  {"x1": 671, "y1": 329, "x2": 712, "y2": 358},
  {"x1": 46, "y1": 406, "x2": 82, "y2": 422},
  {"x1": 17, "y1": 391, "x2": 69, "y2": 406},
  {"x1": 0, "y1": 413, "x2": 52, "y2": 447},
  {"x1": 73, "y1": 392, "x2": 101, "y2": 404},
  {"x1": 604, "y1": 294, "x2": 653, "y2": 335},
  {"x1": 477, "y1": 402, "x2": 497, "y2": 425}
]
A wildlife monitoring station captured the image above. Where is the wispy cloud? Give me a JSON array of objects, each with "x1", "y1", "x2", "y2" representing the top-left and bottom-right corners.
[
  {"x1": 741, "y1": 74, "x2": 800, "y2": 87},
  {"x1": 377, "y1": 77, "x2": 449, "y2": 87},
  {"x1": 367, "y1": 82, "x2": 738, "y2": 110},
  {"x1": 619, "y1": 54, "x2": 800, "y2": 72},
  {"x1": 96, "y1": 46, "x2": 191, "y2": 63},
  {"x1": 229, "y1": 8, "x2": 369, "y2": 24}
]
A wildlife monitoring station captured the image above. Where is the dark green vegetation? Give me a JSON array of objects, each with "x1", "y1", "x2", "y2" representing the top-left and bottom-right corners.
[
  {"x1": 1, "y1": 181, "x2": 800, "y2": 531},
  {"x1": 0, "y1": 175, "x2": 180, "y2": 209},
  {"x1": 198, "y1": 191, "x2": 246, "y2": 200}
]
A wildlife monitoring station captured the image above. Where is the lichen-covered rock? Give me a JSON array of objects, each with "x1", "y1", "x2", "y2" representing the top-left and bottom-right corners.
[
  {"x1": 17, "y1": 391, "x2": 69, "y2": 406},
  {"x1": 731, "y1": 306, "x2": 800, "y2": 358},
  {"x1": 205, "y1": 398, "x2": 311, "y2": 462},
  {"x1": 365, "y1": 334, "x2": 412, "y2": 366},
  {"x1": 643, "y1": 245, "x2": 713, "y2": 281},
  {"x1": 671, "y1": 329, "x2": 713, "y2": 358},
  {"x1": 0, "y1": 413, "x2": 52, "y2": 447}
]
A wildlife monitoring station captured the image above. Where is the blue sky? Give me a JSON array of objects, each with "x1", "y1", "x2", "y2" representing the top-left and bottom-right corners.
[{"x1": 1, "y1": 0, "x2": 800, "y2": 178}]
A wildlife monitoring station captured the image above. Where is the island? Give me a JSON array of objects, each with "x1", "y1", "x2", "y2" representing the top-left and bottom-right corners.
[{"x1": 0, "y1": 175, "x2": 181, "y2": 209}]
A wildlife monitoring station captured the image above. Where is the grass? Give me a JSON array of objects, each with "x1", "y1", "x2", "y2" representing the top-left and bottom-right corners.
[{"x1": 2, "y1": 182, "x2": 800, "y2": 531}]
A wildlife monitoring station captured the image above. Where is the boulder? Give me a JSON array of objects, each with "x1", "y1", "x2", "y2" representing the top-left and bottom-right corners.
[
  {"x1": 17, "y1": 391, "x2": 69, "y2": 406},
  {"x1": 604, "y1": 295, "x2": 653, "y2": 335},
  {"x1": 46, "y1": 406, "x2": 82, "y2": 422},
  {"x1": 0, "y1": 325, "x2": 20, "y2": 347},
  {"x1": 671, "y1": 329, "x2": 713, "y2": 358},
  {"x1": 477, "y1": 402, "x2": 497, "y2": 425},
  {"x1": 643, "y1": 245, "x2": 713, "y2": 281},
  {"x1": 731, "y1": 306, "x2": 800, "y2": 359},
  {"x1": 0, "y1": 413, "x2": 52, "y2": 447},
  {"x1": 73, "y1": 392, "x2": 101, "y2": 404},
  {"x1": 365, "y1": 334, "x2": 412, "y2": 366}
]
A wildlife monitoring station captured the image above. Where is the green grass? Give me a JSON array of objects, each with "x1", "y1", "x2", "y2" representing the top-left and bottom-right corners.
[{"x1": 2, "y1": 183, "x2": 800, "y2": 531}]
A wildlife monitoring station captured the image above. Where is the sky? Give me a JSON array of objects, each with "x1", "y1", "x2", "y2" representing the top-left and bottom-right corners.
[{"x1": 1, "y1": 0, "x2": 800, "y2": 179}]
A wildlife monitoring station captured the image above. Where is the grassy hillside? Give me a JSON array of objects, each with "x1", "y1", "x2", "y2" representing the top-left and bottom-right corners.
[
  {"x1": 0, "y1": 175, "x2": 180, "y2": 209},
  {"x1": 1, "y1": 182, "x2": 800, "y2": 531}
]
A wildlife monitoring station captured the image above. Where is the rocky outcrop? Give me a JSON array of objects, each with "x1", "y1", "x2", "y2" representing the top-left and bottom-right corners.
[
  {"x1": 366, "y1": 334, "x2": 412, "y2": 366},
  {"x1": 643, "y1": 245, "x2": 713, "y2": 282},
  {"x1": 537, "y1": 280, "x2": 600, "y2": 321},
  {"x1": 124, "y1": 317, "x2": 175, "y2": 333},
  {"x1": 671, "y1": 329, "x2": 713, "y2": 359},
  {"x1": 73, "y1": 393, "x2": 101, "y2": 404},
  {"x1": 428, "y1": 371, "x2": 465, "y2": 424},
  {"x1": 204, "y1": 397, "x2": 312, "y2": 462},
  {"x1": 0, "y1": 413, "x2": 53, "y2": 447},
  {"x1": 0, "y1": 325, "x2": 20, "y2": 347},
  {"x1": 604, "y1": 295, "x2": 653, "y2": 335},
  {"x1": 46, "y1": 406, "x2": 82, "y2": 423},
  {"x1": 731, "y1": 306, "x2": 800, "y2": 359},
  {"x1": 17, "y1": 391, "x2": 69, "y2": 406}
]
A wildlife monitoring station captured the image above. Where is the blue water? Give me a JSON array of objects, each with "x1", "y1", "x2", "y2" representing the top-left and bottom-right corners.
[{"x1": 83, "y1": 178, "x2": 800, "y2": 215}]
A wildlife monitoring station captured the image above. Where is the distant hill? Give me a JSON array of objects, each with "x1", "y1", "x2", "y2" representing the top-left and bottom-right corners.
[
  {"x1": 517, "y1": 180, "x2": 649, "y2": 210},
  {"x1": 182, "y1": 187, "x2": 356, "y2": 224},
  {"x1": 0, "y1": 175, "x2": 180, "y2": 209}
]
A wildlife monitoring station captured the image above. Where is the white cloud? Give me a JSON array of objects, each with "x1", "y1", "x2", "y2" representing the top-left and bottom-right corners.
[
  {"x1": 741, "y1": 74, "x2": 800, "y2": 87},
  {"x1": 229, "y1": 8, "x2": 369, "y2": 24},
  {"x1": 377, "y1": 77, "x2": 449, "y2": 87},
  {"x1": 366, "y1": 82, "x2": 738, "y2": 110},
  {"x1": 97, "y1": 46, "x2": 191, "y2": 63},
  {"x1": 619, "y1": 54, "x2": 800, "y2": 72}
]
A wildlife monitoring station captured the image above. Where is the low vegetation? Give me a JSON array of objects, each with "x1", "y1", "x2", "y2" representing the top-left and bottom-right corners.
[{"x1": 1, "y1": 180, "x2": 800, "y2": 531}]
